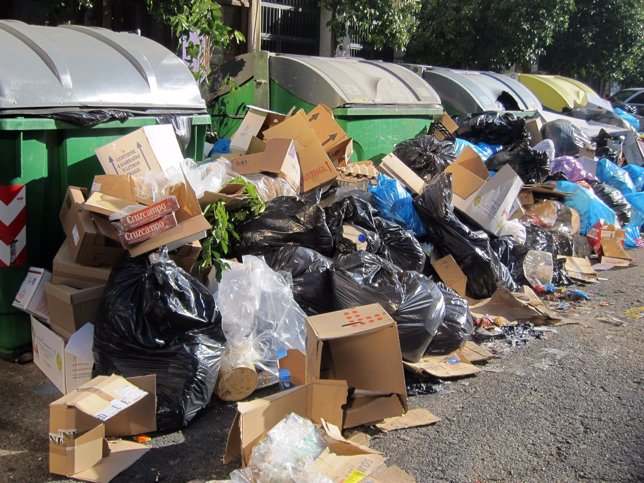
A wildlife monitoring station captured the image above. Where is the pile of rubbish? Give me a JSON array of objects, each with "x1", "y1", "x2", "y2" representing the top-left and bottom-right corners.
[{"x1": 14, "y1": 105, "x2": 643, "y2": 483}]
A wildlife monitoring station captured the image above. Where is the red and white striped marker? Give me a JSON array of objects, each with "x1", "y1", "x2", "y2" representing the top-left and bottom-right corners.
[{"x1": 0, "y1": 185, "x2": 26, "y2": 267}]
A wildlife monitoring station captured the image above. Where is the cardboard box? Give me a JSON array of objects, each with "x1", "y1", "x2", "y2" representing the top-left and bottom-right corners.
[
  {"x1": 230, "y1": 138, "x2": 301, "y2": 192},
  {"x1": 52, "y1": 243, "x2": 112, "y2": 289},
  {"x1": 95, "y1": 125, "x2": 184, "y2": 180},
  {"x1": 59, "y1": 187, "x2": 124, "y2": 267},
  {"x1": 117, "y1": 196, "x2": 180, "y2": 231},
  {"x1": 229, "y1": 106, "x2": 286, "y2": 154},
  {"x1": 45, "y1": 283, "x2": 104, "y2": 340},
  {"x1": 263, "y1": 109, "x2": 338, "y2": 192},
  {"x1": 118, "y1": 213, "x2": 178, "y2": 248},
  {"x1": 378, "y1": 153, "x2": 426, "y2": 195},
  {"x1": 431, "y1": 255, "x2": 467, "y2": 298},
  {"x1": 31, "y1": 317, "x2": 93, "y2": 394},
  {"x1": 432, "y1": 113, "x2": 458, "y2": 142},
  {"x1": 305, "y1": 304, "x2": 407, "y2": 428},
  {"x1": 13, "y1": 267, "x2": 50, "y2": 322},
  {"x1": 168, "y1": 240, "x2": 202, "y2": 272},
  {"x1": 199, "y1": 183, "x2": 249, "y2": 210},
  {"x1": 587, "y1": 221, "x2": 626, "y2": 254},
  {"x1": 404, "y1": 350, "x2": 481, "y2": 379},
  {"x1": 525, "y1": 118, "x2": 543, "y2": 146},
  {"x1": 224, "y1": 380, "x2": 348, "y2": 465},
  {"x1": 307, "y1": 104, "x2": 353, "y2": 166},
  {"x1": 49, "y1": 374, "x2": 156, "y2": 481},
  {"x1": 445, "y1": 147, "x2": 523, "y2": 235},
  {"x1": 601, "y1": 238, "x2": 631, "y2": 261}
]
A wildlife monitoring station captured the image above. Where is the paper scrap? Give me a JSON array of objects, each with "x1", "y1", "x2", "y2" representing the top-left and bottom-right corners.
[{"x1": 375, "y1": 408, "x2": 440, "y2": 432}]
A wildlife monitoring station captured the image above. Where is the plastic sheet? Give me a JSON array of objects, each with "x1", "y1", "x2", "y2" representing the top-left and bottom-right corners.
[
  {"x1": 623, "y1": 165, "x2": 644, "y2": 192},
  {"x1": 230, "y1": 413, "x2": 330, "y2": 483},
  {"x1": 589, "y1": 180, "x2": 632, "y2": 225},
  {"x1": 262, "y1": 246, "x2": 334, "y2": 315},
  {"x1": 614, "y1": 107, "x2": 641, "y2": 131},
  {"x1": 413, "y1": 173, "x2": 518, "y2": 299},
  {"x1": 331, "y1": 251, "x2": 445, "y2": 362},
  {"x1": 542, "y1": 120, "x2": 592, "y2": 157},
  {"x1": 498, "y1": 218, "x2": 527, "y2": 244},
  {"x1": 325, "y1": 196, "x2": 426, "y2": 272},
  {"x1": 216, "y1": 256, "x2": 306, "y2": 381},
  {"x1": 93, "y1": 251, "x2": 225, "y2": 431},
  {"x1": 244, "y1": 173, "x2": 299, "y2": 202},
  {"x1": 550, "y1": 156, "x2": 596, "y2": 182},
  {"x1": 425, "y1": 285, "x2": 474, "y2": 356},
  {"x1": 597, "y1": 158, "x2": 636, "y2": 195},
  {"x1": 393, "y1": 134, "x2": 456, "y2": 180},
  {"x1": 237, "y1": 195, "x2": 335, "y2": 256},
  {"x1": 485, "y1": 140, "x2": 550, "y2": 184},
  {"x1": 556, "y1": 181, "x2": 617, "y2": 235},
  {"x1": 456, "y1": 112, "x2": 528, "y2": 145},
  {"x1": 369, "y1": 174, "x2": 426, "y2": 237},
  {"x1": 181, "y1": 158, "x2": 233, "y2": 200}
]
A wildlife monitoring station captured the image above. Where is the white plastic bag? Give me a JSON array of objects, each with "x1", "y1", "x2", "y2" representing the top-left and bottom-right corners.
[{"x1": 181, "y1": 157, "x2": 234, "y2": 199}]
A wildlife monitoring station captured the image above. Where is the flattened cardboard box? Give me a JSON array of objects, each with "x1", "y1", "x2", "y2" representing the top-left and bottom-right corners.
[
  {"x1": 230, "y1": 138, "x2": 301, "y2": 192},
  {"x1": 49, "y1": 374, "x2": 156, "y2": 482},
  {"x1": 404, "y1": 350, "x2": 481, "y2": 379},
  {"x1": 263, "y1": 109, "x2": 338, "y2": 192},
  {"x1": 13, "y1": 267, "x2": 50, "y2": 322},
  {"x1": 224, "y1": 380, "x2": 348, "y2": 466},
  {"x1": 52, "y1": 242, "x2": 112, "y2": 289},
  {"x1": 95, "y1": 125, "x2": 184, "y2": 180},
  {"x1": 305, "y1": 304, "x2": 408, "y2": 428},
  {"x1": 31, "y1": 317, "x2": 93, "y2": 395},
  {"x1": 445, "y1": 148, "x2": 523, "y2": 235},
  {"x1": 45, "y1": 282, "x2": 104, "y2": 340}
]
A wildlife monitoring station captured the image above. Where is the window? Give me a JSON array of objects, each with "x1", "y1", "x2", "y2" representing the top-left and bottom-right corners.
[{"x1": 628, "y1": 92, "x2": 644, "y2": 104}]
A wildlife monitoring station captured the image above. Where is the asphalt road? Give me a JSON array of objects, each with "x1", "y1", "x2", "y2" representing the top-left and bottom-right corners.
[{"x1": 1, "y1": 250, "x2": 642, "y2": 483}]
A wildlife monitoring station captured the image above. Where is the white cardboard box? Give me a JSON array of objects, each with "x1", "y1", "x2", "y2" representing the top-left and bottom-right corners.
[
  {"x1": 31, "y1": 317, "x2": 93, "y2": 395},
  {"x1": 13, "y1": 267, "x2": 51, "y2": 322}
]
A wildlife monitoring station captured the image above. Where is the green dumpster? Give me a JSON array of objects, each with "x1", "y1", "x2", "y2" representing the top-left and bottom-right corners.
[
  {"x1": 208, "y1": 51, "x2": 444, "y2": 161},
  {"x1": 0, "y1": 21, "x2": 209, "y2": 355}
]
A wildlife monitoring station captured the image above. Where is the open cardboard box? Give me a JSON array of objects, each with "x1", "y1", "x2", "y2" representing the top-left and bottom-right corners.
[
  {"x1": 49, "y1": 374, "x2": 156, "y2": 482},
  {"x1": 263, "y1": 109, "x2": 338, "y2": 192},
  {"x1": 444, "y1": 147, "x2": 523, "y2": 235},
  {"x1": 45, "y1": 283, "x2": 104, "y2": 340},
  {"x1": 303, "y1": 304, "x2": 408, "y2": 428},
  {"x1": 13, "y1": 267, "x2": 50, "y2": 322},
  {"x1": 306, "y1": 104, "x2": 353, "y2": 166},
  {"x1": 52, "y1": 242, "x2": 112, "y2": 289},
  {"x1": 229, "y1": 106, "x2": 286, "y2": 154},
  {"x1": 32, "y1": 318, "x2": 94, "y2": 394},
  {"x1": 230, "y1": 138, "x2": 301, "y2": 192}
]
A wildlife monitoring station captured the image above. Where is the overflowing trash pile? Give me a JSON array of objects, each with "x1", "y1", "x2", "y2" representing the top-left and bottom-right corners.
[{"x1": 12, "y1": 105, "x2": 643, "y2": 483}]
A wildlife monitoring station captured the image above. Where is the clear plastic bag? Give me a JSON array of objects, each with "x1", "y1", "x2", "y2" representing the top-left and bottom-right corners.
[
  {"x1": 245, "y1": 173, "x2": 298, "y2": 202},
  {"x1": 522, "y1": 250, "x2": 554, "y2": 288},
  {"x1": 216, "y1": 256, "x2": 307, "y2": 383},
  {"x1": 180, "y1": 157, "x2": 234, "y2": 199},
  {"x1": 230, "y1": 413, "x2": 331, "y2": 483}
]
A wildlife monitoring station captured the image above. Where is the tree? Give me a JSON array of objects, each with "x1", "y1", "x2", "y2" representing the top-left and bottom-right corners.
[
  {"x1": 321, "y1": 0, "x2": 421, "y2": 51},
  {"x1": 540, "y1": 0, "x2": 644, "y2": 92},
  {"x1": 405, "y1": 0, "x2": 574, "y2": 70}
]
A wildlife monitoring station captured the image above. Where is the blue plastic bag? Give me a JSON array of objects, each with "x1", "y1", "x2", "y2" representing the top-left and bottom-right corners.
[
  {"x1": 623, "y1": 165, "x2": 644, "y2": 192},
  {"x1": 624, "y1": 209, "x2": 644, "y2": 248},
  {"x1": 369, "y1": 174, "x2": 426, "y2": 237},
  {"x1": 614, "y1": 107, "x2": 641, "y2": 132},
  {"x1": 625, "y1": 192, "x2": 644, "y2": 214},
  {"x1": 556, "y1": 181, "x2": 617, "y2": 235},
  {"x1": 452, "y1": 138, "x2": 500, "y2": 161},
  {"x1": 597, "y1": 158, "x2": 635, "y2": 194}
]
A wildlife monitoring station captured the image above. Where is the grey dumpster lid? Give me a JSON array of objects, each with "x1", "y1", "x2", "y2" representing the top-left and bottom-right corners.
[
  {"x1": 0, "y1": 20, "x2": 206, "y2": 116},
  {"x1": 407, "y1": 65, "x2": 542, "y2": 115},
  {"x1": 270, "y1": 54, "x2": 442, "y2": 109}
]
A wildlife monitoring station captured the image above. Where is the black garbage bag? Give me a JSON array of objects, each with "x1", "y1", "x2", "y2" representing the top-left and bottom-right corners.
[
  {"x1": 456, "y1": 112, "x2": 528, "y2": 145},
  {"x1": 262, "y1": 246, "x2": 334, "y2": 315},
  {"x1": 572, "y1": 234, "x2": 593, "y2": 258},
  {"x1": 49, "y1": 109, "x2": 130, "y2": 127},
  {"x1": 589, "y1": 180, "x2": 632, "y2": 225},
  {"x1": 490, "y1": 236, "x2": 528, "y2": 286},
  {"x1": 524, "y1": 224, "x2": 555, "y2": 254},
  {"x1": 413, "y1": 173, "x2": 518, "y2": 299},
  {"x1": 485, "y1": 140, "x2": 550, "y2": 184},
  {"x1": 393, "y1": 134, "x2": 456, "y2": 181},
  {"x1": 552, "y1": 258, "x2": 574, "y2": 287},
  {"x1": 553, "y1": 231, "x2": 574, "y2": 257},
  {"x1": 237, "y1": 196, "x2": 335, "y2": 256},
  {"x1": 425, "y1": 284, "x2": 474, "y2": 355},
  {"x1": 542, "y1": 120, "x2": 592, "y2": 157},
  {"x1": 331, "y1": 251, "x2": 445, "y2": 362},
  {"x1": 93, "y1": 253, "x2": 225, "y2": 431},
  {"x1": 325, "y1": 196, "x2": 426, "y2": 272},
  {"x1": 593, "y1": 129, "x2": 618, "y2": 163}
]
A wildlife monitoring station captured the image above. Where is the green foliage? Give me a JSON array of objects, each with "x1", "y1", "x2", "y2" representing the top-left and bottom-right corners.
[
  {"x1": 321, "y1": 0, "x2": 421, "y2": 50},
  {"x1": 541, "y1": 0, "x2": 644, "y2": 86},
  {"x1": 196, "y1": 177, "x2": 265, "y2": 280},
  {"x1": 145, "y1": 0, "x2": 244, "y2": 82},
  {"x1": 406, "y1": 0, "x2": 574, "y2": 70}
]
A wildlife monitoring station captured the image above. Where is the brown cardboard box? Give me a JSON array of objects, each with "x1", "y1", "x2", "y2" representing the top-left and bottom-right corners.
[
  {"x1": 52, "y1": 243, "x2": 112, "y2": 289},
  {"x1": 307, "y1": 104, "x2": 354, "y2": 166},
  {"x1": 305, "y1": 304, "x2": 408, "y2": 428},
  {"x1": 263, "y1": 110, "x2": 338, "y2": 192},
  {"x1": 525, "y1": 118, "x2": 543, "y2": 146},
  {"x1": 378, "y1": 153, "x2": 426, "y2": 195},
  {"x1": 45, "y1": 283, "x2": 104, "y2": 340},
  {"x1": 431, "y1": 255, "x2": 467, "y2": 298},
  {"x1": 168, "y1": 241, "x2": 202, "y2": 272},
  {"x1": 230, "y1": 138, "x2": 301, "y2": 192},
  {"x1": 432, "y1": 112, "x2": 459, "y2": 141},
  {"x1": 229, "y1": 106, "x2": 286, "y2": 153},
  {"x1": 224, "y1": 380, "x2": 348, "y2": 465},
  {"x1": 59, "y1": 187, "x2": 124, "y2": 267},
  {"x1": 49, "y1": 374, "x2": 156, "y2": 481}
]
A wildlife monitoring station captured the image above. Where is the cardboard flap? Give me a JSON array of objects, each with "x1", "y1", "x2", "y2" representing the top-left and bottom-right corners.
[
  {"x1": 403, "y1": 351, "x2": 481, "y2": 379},
  {"x1": 469, "y1": 287, "x2": 560, "y2": 324},
  {"x1": 601, "y1": 238, "x2": 631, "y2": 260},
  {"x1": 278, "y1": 349, "x2": 305, "y2": 386},
  {"x1": 461, "y1": 341, "x2": 495, "y2": 363},
  {"x1": 230, "y1": 138, "x2": 301, "y2": 191},
  {"x1": 444, "y1": 165, "x2": 486, "y2": 199},
  {"x1": 343, "y1": 394, "x2": 405, "y2": 428},
  {"x1": 431, "y1": 255, "x2": 467, "y2": 297},
  {"x1": 378, "y1": 154, "x2": 425, "y2": 195},
  {"x1": 313, "y1": 448, "x2": 386, "y2": 482},
  {"x1": 91, "y1": 175, "x2": 137, "y2": 202},
  {"x1": 368, "y1": 465, "x2": 418, "y2": 483},
  {"x1": 450, "y1": 146, "x2": 489, "y2": 180},
  {"x1": 65, "y1": 323, "x2": 95, "y2": 366},
  {"x1": 71, "y1": 439, "x2": 150, "y2": 483},
  {"x1": 320, "y1": 420, "x2": 379, "y2": 456},
  {"x1": 374, "y1": 408, "x2": 441, "y2": 432},
  {"x1": 84, "y1": 192, "x2": 142, "y2": 217},
  {"x1": 308, "y1": 304, "x2": 394, "y2": 340},
  {"x1": 104, "y1": 375, "x2": 157, "y2": 436}
]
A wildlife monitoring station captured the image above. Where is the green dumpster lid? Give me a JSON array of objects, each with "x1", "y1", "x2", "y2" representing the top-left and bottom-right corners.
[
  {"x1": 405, "y1": 65, "x2": 542, "y2": 115},
  {"x1": 0, "y1": 20, "x2": 206, "y2": 116},
  {"x1": 270, "y1": 54, "x2": 442, "y2": 109}
]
